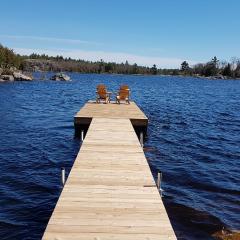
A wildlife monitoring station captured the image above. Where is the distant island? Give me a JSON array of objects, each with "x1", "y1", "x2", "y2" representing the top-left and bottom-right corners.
[{"x1": 1, "y1": 43, "x2": 240, "y2": 81}]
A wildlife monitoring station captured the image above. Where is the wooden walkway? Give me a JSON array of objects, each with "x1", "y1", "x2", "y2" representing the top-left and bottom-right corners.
[{"x1": 43, "y1": 105, "x2": 176, "y2": 240}]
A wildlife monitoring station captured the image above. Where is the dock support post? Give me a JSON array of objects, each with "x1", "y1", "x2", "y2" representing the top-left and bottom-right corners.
[
  {"x1": 157, "y1": 171, "x2": 163, "y2": 197},
  {"x1": 140, "y1": 132, "x2": 144, "y2": 148},
  {"x1": 81, "y1": 130, "x2": 84, "y2": 141},
  {"x1": 61, "y1": 167, "x2": 65, "y2": 186}
]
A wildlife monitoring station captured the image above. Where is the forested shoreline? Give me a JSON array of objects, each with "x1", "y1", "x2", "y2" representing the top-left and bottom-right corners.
[{"x1": 1, "y1": 43, "x2": 240, "y2": 79}]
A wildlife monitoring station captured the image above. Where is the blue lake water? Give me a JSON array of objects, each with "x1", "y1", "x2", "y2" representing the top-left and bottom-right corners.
[{"x1": 0, "y1": 73, "x2": 239, "y2": 239}]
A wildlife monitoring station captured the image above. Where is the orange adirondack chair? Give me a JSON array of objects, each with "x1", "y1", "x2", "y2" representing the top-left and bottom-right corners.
[
  {"x1": 96, "y1": 85, "x2": 110, "y2": 103},
  {"x1": 116, "y1": 85, "x2": 130, "y2": 104}
]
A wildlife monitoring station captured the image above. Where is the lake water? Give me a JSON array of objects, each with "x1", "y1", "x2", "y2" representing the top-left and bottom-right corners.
[{"x1": 0, "y1": 73, "x2": 239, "y2": 239}]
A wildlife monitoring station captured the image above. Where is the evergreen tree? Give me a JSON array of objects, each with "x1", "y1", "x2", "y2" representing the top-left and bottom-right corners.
[
  {"x1": 211, "y1": 56, "x2": 219, "y2": 68},
  {"x1": 181, "y1": 61, "x2": 189, "y2": 72},
  {"x1": 151, "y1": 64, "x2": 157, "y2": 75},
  {"x1": 132, "y1": 63, "x2": 138, "y2": 74},
  {"x1": 222, "y1": 63, "x2": 232, "y2": 77},
  {"x1": 203, "y1": 56, "x2": 219, "y2": 76}
]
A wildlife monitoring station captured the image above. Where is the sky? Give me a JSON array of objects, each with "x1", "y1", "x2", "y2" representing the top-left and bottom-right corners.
[{"x1": 0, "y1": 0, "x2": 239, "y2": 68}]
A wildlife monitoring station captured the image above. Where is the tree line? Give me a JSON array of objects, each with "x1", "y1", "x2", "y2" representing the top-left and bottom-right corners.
[
  {"x1": 23, "y1": 53, "x2": 160, "y2": 75},
  {"x1": 0, "y1": 44, "x2": 24, "y2": 70},
  {"x1": 180, "y1": 56, "x2": 240, "y2": 78},
  {"x1": 1, "y1": 43, "x2": 240, "y2": 78}
]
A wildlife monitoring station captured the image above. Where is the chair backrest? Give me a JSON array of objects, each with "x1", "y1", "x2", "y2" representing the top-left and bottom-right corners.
[
  {"x1": 97, "y1": 84, "x2": 106, "y2": 90},
  {"x1": 96, "y1": 85, "x2": 107, "y2": 98},
  {"x1": 119, "y1": 89, "x2": 129, "y2": 100},
  {"x1": 120, "y1": 85, "x2": 130, "y2": 90}
]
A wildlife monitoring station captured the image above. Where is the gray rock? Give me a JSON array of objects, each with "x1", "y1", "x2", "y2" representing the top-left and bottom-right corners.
[
  {"x1": 13, "y1": 72, "x2": 33, "y2": 81},
  {"x1": 215, "y1": 74, "x2": 225, "y2": 79},
  {"x1": 51, "y1": 73, "x2": 70, "y2": 81},
  {"x1": 0, "y1": 75, "x2": 14, "y2": 81},
  {"x1": 10, "y1": 66, "x2": 18, "y2": 72},
  {"x1": 0, "y1": 68, "x2": 3, "y2": 75}
]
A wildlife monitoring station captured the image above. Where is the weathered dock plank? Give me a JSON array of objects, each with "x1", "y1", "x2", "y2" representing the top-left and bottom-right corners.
[{"x1": 43, "y1": 116, "x2": 176, "y2": 239}]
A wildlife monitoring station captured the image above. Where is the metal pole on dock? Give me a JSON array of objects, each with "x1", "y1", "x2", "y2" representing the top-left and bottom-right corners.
[
  {"x1": 81, "y1": 130, "x2": 84, "y2": 141},
  {"x1": 140, "y1": 132, "x2": 144, "y2": 148},
  {"x1": 61, "y1": 167, "x2": 65, "y2": 186},
  {"x1": 157, "y1": 171, "x2": 163, "y2": 197}
]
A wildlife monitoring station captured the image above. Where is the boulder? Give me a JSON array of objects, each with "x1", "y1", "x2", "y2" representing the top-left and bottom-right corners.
[
  {"x1": 215, "y1": 74, "x2": 225, "y2": 79},
  {"x1": 13, "y1": 72, "x2": 33, "y2": 81},
  {"x1": 0, "y1": 68, "x2": 3, "y2": 75},
  {"x1": 51, "y1": 73, "x2": 70, "y2": 81},
  {"x1": 10, "y1": 66, "x2": 18, "y2": 72},
  {"x1": 0, "y1": 75, "x2": 14, "y2": 81}
]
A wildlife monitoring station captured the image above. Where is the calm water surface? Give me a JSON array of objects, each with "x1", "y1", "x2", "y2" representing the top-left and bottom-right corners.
[{"x1": 0, "y1": 73, "x2": 239, "y2": 239}]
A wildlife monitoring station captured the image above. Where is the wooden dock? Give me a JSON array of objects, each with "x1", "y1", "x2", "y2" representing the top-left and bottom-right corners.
[
  {"x1": 42, "y1": 102, "x2": 176, "y2": 240},
  {"x1": 74, "y1": 101, "x2": 148, "y2": 137}
]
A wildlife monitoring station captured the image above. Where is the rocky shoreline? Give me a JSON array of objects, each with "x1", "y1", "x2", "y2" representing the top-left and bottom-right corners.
[
  {"x1": 0, "y1": 68, "x2": 33, "y2": 82},
  {"x1": 0, "y1": 68, "x2": 71, "y2": 82},
  {"x1": 1, "y1": 68, "x2": 239, "y2": 82}
]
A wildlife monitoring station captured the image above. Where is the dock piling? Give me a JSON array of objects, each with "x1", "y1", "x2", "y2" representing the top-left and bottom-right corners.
[
  {"x1": 140, "y1": 131, "x2": 144, "y2": 147},
  {"x1": 157, "y1": 171, "x2": 163, "y2": 197},
  {"x1": 81, "y1": 130, "x2": 84, "y2": 141},
  {"x1": 61, "y1": 167, "x2": 65, "y2": 186}
]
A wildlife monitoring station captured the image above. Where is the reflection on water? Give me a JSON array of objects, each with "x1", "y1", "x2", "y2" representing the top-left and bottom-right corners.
[{"x1": 0, "y1": 73, "x2": 239, "y2": 239}]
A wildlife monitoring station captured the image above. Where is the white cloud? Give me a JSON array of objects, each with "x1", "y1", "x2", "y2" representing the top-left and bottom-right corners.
[
  {"x1": 0, "y1": 35, "x2": 101, "y2": 46},
  {"x1": 14, "y1": 47, "x2": 195, "y2": 68}
]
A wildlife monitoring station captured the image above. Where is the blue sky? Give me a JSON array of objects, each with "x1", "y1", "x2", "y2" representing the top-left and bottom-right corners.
[{"x1": 0, "y1": 0, "x2": 239, "y2": 68}]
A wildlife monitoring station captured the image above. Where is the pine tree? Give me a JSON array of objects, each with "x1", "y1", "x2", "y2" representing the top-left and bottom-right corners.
[
  {"x1": 181, "y1": 61, "x2": 189, "y2": 72},
  {"x1": 151, "y1": 64, "x2": 157, "y2": 75}
]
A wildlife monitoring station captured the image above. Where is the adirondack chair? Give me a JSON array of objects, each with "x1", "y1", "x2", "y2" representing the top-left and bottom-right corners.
[
  {"x1": 96, "y1": 85, "x2": 110, "y2": 103},
  {"x1": 116, "y1": 85, "x2": 130, "y2": 104}
]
